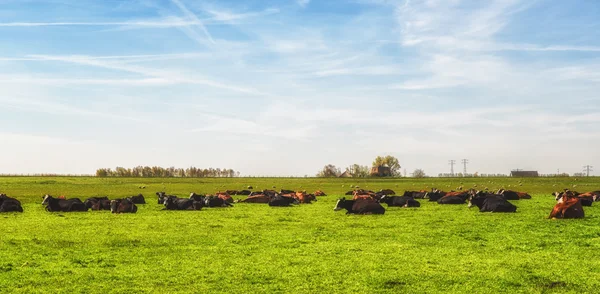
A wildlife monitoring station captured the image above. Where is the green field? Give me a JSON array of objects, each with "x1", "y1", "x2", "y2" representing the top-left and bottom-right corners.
[{"x1": 1, "y1": 177, "x2": 600, "y2": 293}]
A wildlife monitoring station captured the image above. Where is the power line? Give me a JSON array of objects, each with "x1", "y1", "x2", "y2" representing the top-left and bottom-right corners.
[
  {"x1": 583, "y1": 165, "x2": 593, "y2": 177},
  {"x1": 461, "y1": 159, "x2": 469, "y2": 174},
  {"x1": 449, "y1": 160, "x2": 456, "y2": 176}
]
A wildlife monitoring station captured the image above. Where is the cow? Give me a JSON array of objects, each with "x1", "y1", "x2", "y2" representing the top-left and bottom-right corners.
[
  {"x1": 549, "y1": 192, "x2": 584, "y2": 219},
  {"x1": 110, "y1": 199, "x2": 138, "y2": 213},
  {"x1": 84, "y1": 196, "x2": 110, "y2": 210},
  {"x1": 42, "y1": 195, "x2": 88, "y2": 212},
  {"x1": 128, "y1": 194, "x2": 145, "y2": 204},
  {"x1": 468, "y1": 193, "x2": 517, "y2": 212},
  {"x1": 157, "y1": 192, "x2": 177, "y2": 204},
  {"x1": 379, "y1": 195, "x2": 420, "y2": 208},
  {"x1": 238, "y1": 190, "x2": 252, "y2": 196},
  {"x1": 92, "y1": 199, "x2": 112, "y2": 211},
  {"x1": 225, "y1": 190, "x2": 240, "y2": 195},
  {"x1": 425, "y1": 189, "x2": 446, "y2": 201},
  {"x1": 437, "y1": 191, "x2": 469, "y2": 204},
  {"x1": 280, "y1": 189, "x2": 295, "y2": 194},
  {"x1": 294, "y1": 191, "x2": 316, "y2": 204},
  {"x1": 163, "y1": 196, "x2": 203, "y2": 210},
  {"x1": 268, "y1": 195, "x2": 299, "y2": 207},
  {"x1": 403, "y1": 190, "x2": 429, "y2": 199},
  {"x1": 0, "y1": 194, "x2": 23, "y2": 213},
  {"x1": 497, "y1": 189, "x2": 531, "y2": 200},
  {"x1": 314, "y1": 190, "x2": 327, "y2": 196},
  {"x1": 204, "y1": 196, "x2": 233, "y2": 207},
  {"x1": 333, "y1": 198, "x2": 385, "y2": 215},
  {"x1": 189, "y1": 192, "x2": 205, "y2": 202},
  {"x1": 237, "y1": 194, "x2": 271, "y2": 203}
]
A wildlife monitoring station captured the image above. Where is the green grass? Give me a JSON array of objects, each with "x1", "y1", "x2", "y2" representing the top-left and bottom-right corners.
[{"x1": 1, "y1": 177, "x2": 600, "y2": 293}]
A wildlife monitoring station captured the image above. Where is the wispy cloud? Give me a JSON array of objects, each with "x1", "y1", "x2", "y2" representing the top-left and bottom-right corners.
[
  {"x1": 25, "y1": 54, "x2": 272, "y2": 96},
  {"x1": 169, "y1": 0, "x2": 215, "y2": 46},
  {"x1": 297, "y1": 0, "x2": 311, "y2": 8},
  {"x1": 205, "y1": 7, "x2": 280, "y2": 22}
]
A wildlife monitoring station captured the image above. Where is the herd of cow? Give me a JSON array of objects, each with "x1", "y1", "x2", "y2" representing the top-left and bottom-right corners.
[
  {"x1": 0, "y1": 187, "x2": 597, "y2": 219},
  {"x1": 333, "y1": 188, "x2": 599, "y2": 219}
]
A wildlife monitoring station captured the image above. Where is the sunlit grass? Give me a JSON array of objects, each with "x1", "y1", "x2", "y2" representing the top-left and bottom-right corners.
[{"x1": 1, "y1": 177, "x2": 599, "y2": 293}]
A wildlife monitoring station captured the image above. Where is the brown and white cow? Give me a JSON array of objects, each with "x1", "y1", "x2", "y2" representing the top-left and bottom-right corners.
[{"x1": 549, "y1": 191, "x2": 584, "y2": 219}]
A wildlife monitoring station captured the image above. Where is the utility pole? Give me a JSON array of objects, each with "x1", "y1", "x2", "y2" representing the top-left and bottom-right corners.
[
  {"x1": 449, "y1": 160, "x2": 456, "y2": 176},
  {"x1": 461, "y1": 159, "x2": 469, "y2": 174},
  {"x1": 583, "y1": 165, "x2": 593, "y2": 177}
]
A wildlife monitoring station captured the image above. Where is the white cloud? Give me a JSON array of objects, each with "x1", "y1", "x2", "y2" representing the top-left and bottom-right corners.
[{"x1": 297, "y1": 0, "x2": 311, "y2": 8}]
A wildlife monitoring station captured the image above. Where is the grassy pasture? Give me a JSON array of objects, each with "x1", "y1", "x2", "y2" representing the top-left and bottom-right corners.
[{"x1": 1, "y1": 176, "x2": 600, "y2": 293}]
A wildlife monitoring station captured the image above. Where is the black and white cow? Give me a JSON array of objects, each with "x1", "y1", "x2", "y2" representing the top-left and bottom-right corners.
[
  {"x1": 333, "y1": 198, "x2": 385, "y2": 214},
  {"x1": 42, "y1": 195, "x2": 88, "y2": 212},
  {"x1": 468, "y1": 193, "x2": 517, "y2": 212},
  {"x1": 204, "y1": 196, "x2": 233, "y2": 207},
  {"x1": 268, "y1": 195, "x2": 299, "y2": 207},
  {"x1": 163, "y1": 196, "x2": 203, "y2": 210}
]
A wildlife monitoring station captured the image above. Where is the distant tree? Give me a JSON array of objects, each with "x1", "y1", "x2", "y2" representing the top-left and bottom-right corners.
[
  {"x1": 317, "y1": 164, "x2": 341, "y2": 177},
  {"x1": 95, "y1": 166, "x2": 239, "y2": 178},
  {"x1": 345, "y1": 164, "x2": 370, "y2": 177},
  {"x1": 412, "y1": 169, "x2": 426, "y2": 178},
  {"x1": 372, "y1": 155, "x2": 401, "y2": 177},
  {"x1": 95, "y1": 168, "x2": 109, "y2": 177}
]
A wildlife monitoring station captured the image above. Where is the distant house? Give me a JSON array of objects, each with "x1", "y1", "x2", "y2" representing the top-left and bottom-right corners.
[
  {"x1": 370, "y1": 166, "x2": 392, "y2": 177},
  {"x1": 339, "y1": 171, "x2": 351, "y2": 178},
  {"x1": 510, "y1": 170, "x2": 539, "y2": 177}
]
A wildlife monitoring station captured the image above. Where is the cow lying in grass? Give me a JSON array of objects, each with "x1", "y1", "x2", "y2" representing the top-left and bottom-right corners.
[
  {"x1": 269, "y1": 195, "x2": 299, "y2": 207},
  {"x1": 0, "y1": 194, "x2": 23, "y2": 213},
  {"x1": 549, "y1": 191, "x2": 584, "y2": 219},
  {"x1": 157, "y1": 192, "x2": 177, "y2": 204},
  {"x1": 437, "y1": 191, "x2": 470, "y2": 204},
  {"x1": 236, "y1": 194, "x2": 271, "y2": 203},
  {"x1": 468, "y1": 192, "x2": 517, "y2": 213},
  {"x1": 163, "y1": 196, "x2": 203, "y2": 210},
  {"x1": 334, "y1": 198, "x2": 385, "y2": 215},
  {"x1": 84, "y1": 197, "x2": 111, "y2": 210},
  {"x1": 497, "y1": 189, "x2": 531, "y2": 200},
  {"x1": 110, "y1": 199, "x2": 138, "y2": 213},
  {"x1": 42, "y1": 195, "x2": 88, "y2": 212}
]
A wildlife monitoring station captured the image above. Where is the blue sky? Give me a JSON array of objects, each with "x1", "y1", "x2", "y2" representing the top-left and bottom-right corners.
[{"x1": 0, "y1": 0, "x2": 599, "y2": 176}]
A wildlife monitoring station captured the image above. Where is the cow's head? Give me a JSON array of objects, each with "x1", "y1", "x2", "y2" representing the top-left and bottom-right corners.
[
  {"x1": 41, "y1": 194, "x2": 52, "y2": 205},
  {"x1": 334, "y1": 198, "x2": 346, "y2": 211},
  {"x1": 552, "y1": 192, "x2": 562, "y2": 201},
  {"x1": 157, "y1": 192, "x2": 168, "y2": 204},
  {"x1": 110, "y1": 200, "x2": 121, "y2": 213}
]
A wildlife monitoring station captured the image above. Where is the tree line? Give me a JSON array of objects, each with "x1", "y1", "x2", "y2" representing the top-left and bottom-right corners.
[{"x1": 95, "y1": 166, "x2": 240, "y2": 178}]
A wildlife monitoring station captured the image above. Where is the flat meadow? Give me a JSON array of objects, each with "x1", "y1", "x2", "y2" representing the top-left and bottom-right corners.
[{"x1": 1, "y1": 176, "x2": 600, "y2": 293}]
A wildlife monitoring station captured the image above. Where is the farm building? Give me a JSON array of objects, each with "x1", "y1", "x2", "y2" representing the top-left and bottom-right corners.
[
  {"x1": 338, "y1": 171, "x2": 351, "y2": 178},
  {"x1": 510, "y1": 170, "x2": 539, "y2": 177},
  {"x1": 370, "y1": 166, "x2": 392, "y2": 177}
]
